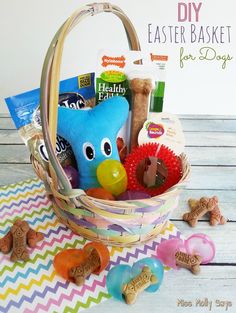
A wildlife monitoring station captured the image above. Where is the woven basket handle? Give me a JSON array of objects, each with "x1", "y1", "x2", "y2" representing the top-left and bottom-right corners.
[{"x1": 40, "y1": 3, "x2": 141, "y2": 200}]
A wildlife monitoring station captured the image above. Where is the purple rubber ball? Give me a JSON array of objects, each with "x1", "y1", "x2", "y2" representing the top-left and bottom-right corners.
[{"x1": 117, "y1": 190, "x2": 151, "y2": 201}]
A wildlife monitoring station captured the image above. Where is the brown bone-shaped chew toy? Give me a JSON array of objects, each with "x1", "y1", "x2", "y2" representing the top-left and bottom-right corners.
[
  {"x1": 175, "y1": 251, "x2": 202, "y2": 275},
  {"x1": 27, "y1": 228, "x2": 44, "y2": 248},
  {"x1": 10, "y1": 220, "x2": 30, "y2": 262},
  {"x1": 183, "y1": 197, "x2": 217, "y2": 227},
  {"x1": 130, "y1": 78, "x2": 153, "y2": 150},
  {"x1": 69, "y1": 248, "x2": 101, "y2": 286},
  {"x1": 0, "y1": 231, "x2": 13, "y2": 254},
  {"x1": 122, "y1": 266, "x2": 158, "y2": 305}
]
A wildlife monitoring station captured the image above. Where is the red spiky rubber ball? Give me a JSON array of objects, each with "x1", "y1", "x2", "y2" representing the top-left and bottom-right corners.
[{"x1": 124, "y1": 143, "x2": 182, "y2": 197}]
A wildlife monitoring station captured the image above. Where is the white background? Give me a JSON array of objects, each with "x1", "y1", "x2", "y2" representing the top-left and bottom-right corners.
[{"x1": 0, "y1": 0, "x2": 235, "y2": 115}]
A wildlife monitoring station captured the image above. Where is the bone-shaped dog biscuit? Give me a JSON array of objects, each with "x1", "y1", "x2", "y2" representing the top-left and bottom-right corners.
[
  {"x1": 210, "y1": 205, "x2": 227, "y2": 226},
  {"x1": 130, "y1": 78, "x2": 153, "y2": 150},
  {"x1": 208, "y1": 196, "x2": 227, "y2": 226},
  {"x1": 27, "y1": 228, "x2": 44, "y2": 248},
  {"x1": 69, "y1": 248, "x2": 101, "y2": 286},
  {"x1": 10, "y1": 220, "x2": 30, "y2": 262},
  {"x1": 0, "y1": 219, "x2": 45, "y2": 262},
  {"x1": 175, "y1": 251, "x2": 202, "y2": 275},
  {"x1": 183, "y1": 197, "x2": 217, "y2": 227},
  {"x1": 122, "y1": 266, "x2": 158, "y2": 305}
]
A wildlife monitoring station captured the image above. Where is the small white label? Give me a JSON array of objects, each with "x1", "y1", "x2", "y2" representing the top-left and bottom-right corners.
[{"x1": 138, "y1": 112, "x2": 185, "y2": 155}]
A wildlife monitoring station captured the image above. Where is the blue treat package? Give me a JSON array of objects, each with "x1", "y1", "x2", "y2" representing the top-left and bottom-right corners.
[{"x1": 5, "y1": 73, "x2": 95, "y2": 169}]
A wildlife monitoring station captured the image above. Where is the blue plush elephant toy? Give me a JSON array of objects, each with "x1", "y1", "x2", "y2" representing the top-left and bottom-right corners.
[{"x1": 57, "y1": 96, "x2": 129, "y2": 190}]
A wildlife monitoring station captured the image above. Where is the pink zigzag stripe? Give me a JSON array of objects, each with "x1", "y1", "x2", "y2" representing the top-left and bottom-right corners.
[
  {"x1": 0, "y1": 193, "x2": 49, "y2": 213},
  {"x1": 23, "y1": 276, "x2": 107, "y2": 313},
  {"x1": 0, "y1": 198, "x2": 51, "y2": 220},
  {"x1": 29, "y1": 231, "x2": 78, "y2": 252}
]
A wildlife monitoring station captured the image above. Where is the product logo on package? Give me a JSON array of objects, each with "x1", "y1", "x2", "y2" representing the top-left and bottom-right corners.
[
  {"x1": 59, "y1": 93, "x2": 86, "y2": 110},
  {"x1": 150, "y1": 54, "x2": 168, "y2": 62},
  {"x1": 147, "y1": 1, "x2": 233, "y2": 69},
  {"x1": 147, "y1": 123, "x2": 165, "y2": 139},
  {"x1": 101, "y1": 55, "x2": 126, "y2": 68}
]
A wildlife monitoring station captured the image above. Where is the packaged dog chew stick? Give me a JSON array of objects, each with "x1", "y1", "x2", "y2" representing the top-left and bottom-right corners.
[
  {"x1": 96, "y1": 50, "x2": 167, "y2": 151},
  {"x1": 5, "y1": 73, "x2": 95, "y2": 171},
  {"x1": 129, "y1": 72, "x2": 154, "y2": 150}
]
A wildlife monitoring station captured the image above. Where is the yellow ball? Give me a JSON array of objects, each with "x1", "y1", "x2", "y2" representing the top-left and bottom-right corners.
[{"x1": 96, "y1": 160, "x2": 127, "y2": 196}]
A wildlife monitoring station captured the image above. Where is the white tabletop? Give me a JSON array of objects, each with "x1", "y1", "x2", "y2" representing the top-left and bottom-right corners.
[{"x1": 0, "y1": 114, "x2": 236, "y2": 313}]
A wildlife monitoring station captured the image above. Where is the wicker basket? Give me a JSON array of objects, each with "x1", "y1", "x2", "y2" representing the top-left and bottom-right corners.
[{"x1": 32, "y1": 2, "x2": 191, "y2": 247}]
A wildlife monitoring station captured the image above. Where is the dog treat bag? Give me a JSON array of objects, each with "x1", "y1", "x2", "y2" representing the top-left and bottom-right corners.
[{"x1": 5, "y1": 73, "x2": 95, "y2": 171}]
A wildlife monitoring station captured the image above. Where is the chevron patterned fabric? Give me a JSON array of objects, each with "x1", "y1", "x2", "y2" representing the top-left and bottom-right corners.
[{"x1": 0, "y1": 178, "x2": 182, "y2": 313}]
